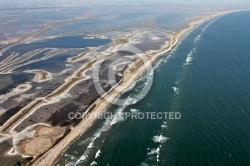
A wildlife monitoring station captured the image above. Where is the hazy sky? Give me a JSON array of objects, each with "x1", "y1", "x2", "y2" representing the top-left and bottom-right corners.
[{"x1": 1, "y1": 0, "x2": 250, "y2": 6}]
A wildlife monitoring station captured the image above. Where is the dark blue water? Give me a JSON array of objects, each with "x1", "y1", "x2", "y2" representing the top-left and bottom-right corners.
[
  {"x1": 5, "y1": 35, "x2": 110, "y2": 54},
  {"x1": 56, "y1": 11, "x2": 250, "y2": 166},
  {"x1": 0, "y1": 36, "x2": 110, "y2": 73}
]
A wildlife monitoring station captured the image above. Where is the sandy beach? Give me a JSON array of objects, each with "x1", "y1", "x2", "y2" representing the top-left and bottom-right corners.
[{"x1": 28, "y1": 10, "x2": 240, "y2": 166}]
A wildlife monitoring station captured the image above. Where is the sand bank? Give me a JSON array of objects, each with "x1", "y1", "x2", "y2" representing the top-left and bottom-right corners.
[{"x1": 25, "y1": 70, "x2": 52, "y2": 83}]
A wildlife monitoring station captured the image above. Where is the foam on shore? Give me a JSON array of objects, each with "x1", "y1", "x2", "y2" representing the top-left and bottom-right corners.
[{"x1": 184, "y1": 48, "x2": 195, "y2": 66}]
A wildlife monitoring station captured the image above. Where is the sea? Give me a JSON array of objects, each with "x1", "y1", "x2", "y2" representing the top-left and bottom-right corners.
[{"x1": 56, "y1": 10, "x2": 250, "y2": 166}]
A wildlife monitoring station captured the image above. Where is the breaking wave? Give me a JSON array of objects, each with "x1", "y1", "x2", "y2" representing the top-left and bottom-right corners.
[
  {"x1": 172, "y1": 86, "x2": 180, "y2": 94},
  {"x1": 152, "y1": 135, "x2": 169, "y2": 143},
  {"x1": 183, "y1": 50, "x2": 194, "y2": 66}
]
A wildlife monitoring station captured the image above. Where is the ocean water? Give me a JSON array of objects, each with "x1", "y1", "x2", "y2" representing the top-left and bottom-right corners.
[{"x1": 56, "y1": 11, "x2": 250, "y2": 166}]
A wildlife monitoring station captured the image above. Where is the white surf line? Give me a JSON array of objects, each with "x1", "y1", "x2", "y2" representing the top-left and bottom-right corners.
[
  {"x1": 152, "y1": 130, "x2": 169, "y2": 163},
  {"x1": 88, "y1": 150, "x2": 101, "y2": 166},
  {"x1": 184, "y1": 16, "x2": 222, "y2": 67},
  {"x1": 75, "y1": 98, "x2": 131, "y2": 165},
  {"x1": 152, "y1": 31, "x2": 187, "y2": 70},
  {"x1": 183, "y1": 49, "x2": 195, "y2": 66},
  {"x1": 75, "y1": 126, "x2": 107, "y2": 165},
  {"x1": 85, "y1": 103, "x2": 140, "y2": 166},
  {"x1": 143, "y1": 15, "x2": 227, "y2": 166},
  {"x1": 145, "y1": 18, "x2": 224, "y2": 161},
  {"x1": 140, "y1": 122, "x2": 169, "y2": 166},
  {"x1": 194, "y1": 15, "x2": 222, "y2": 44}
]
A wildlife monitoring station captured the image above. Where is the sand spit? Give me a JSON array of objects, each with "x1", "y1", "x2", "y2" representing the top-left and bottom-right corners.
[
  {"x1": 29, "y1": 10, "x2": 240, "y2": 166},
  {"x1": 25, "y1": 70, "x2": 52, "y2": 83},
  {"x1": 0, "y1": 52, "x2": 19, "y2": 64},
  {"x1": 42, "y1": 49, "x2": 67, "y2": 60},
  {"x1": 0, "y1": 49, "x2": 67, "y2": 74},
  {"x1": 0, "y1": 25, "x2": 54, "y2": 54},
  {"x1": 0, "y1": 48, "x2": 46, "y2": 74},
  {"x1": 67, "y1": 47, "x2": 99, "y2": 62}
]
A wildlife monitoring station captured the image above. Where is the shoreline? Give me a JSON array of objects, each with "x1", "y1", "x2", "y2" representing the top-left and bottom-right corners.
[
  {"x1": 29, "y1": 10, "x2": 240, "y2": 166},
  {"x1": 24, "y1": 70, "x2": 53, "y2": 83}
]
